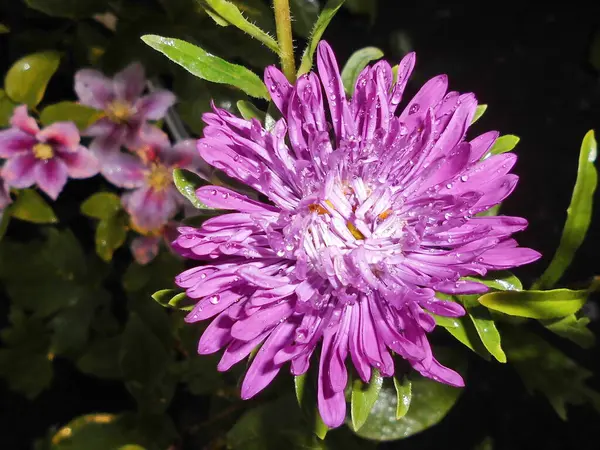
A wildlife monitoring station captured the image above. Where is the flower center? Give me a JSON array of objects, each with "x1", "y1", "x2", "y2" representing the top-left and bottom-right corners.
[
  {"x1": 146, "y1": 164, "x2": 172, "y2": 192},
  {"x1": 32, "y1": 143, "x2": 54, "y2": 160},
  {"x1": 106, "y1": 100, "x2": 133, "y2": 124}
]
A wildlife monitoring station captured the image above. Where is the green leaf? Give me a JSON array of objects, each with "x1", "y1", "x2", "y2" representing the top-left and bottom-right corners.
[
  {"x1": 392, "y1": 375, "x2": 411, "y2": 419},
  {"x1": 152, "y1": 289, "x2": 195, "y2": 311},
  {"x1": 353, "y1": 354, "x2": 464, "y2": 441},
  {"x1": 488, "y1": 135, "x2": 520, "y2": 156},
  {"x1": 298, "y1": 0, "x2": 346, "y2": 76},
  {"x1": 228, "y1": 394, "x2": 327, "y2": 450},
  {"x1": 177, "y1": 354, "x2": 225, "y2": 395},
  {"x1": 295, "y1": 373, "x2": 329, "y2": 439},
  {"x1": 237, "y1": 100, "x2": 266, "y2": 122},
  {"x1": 433, "y1": 313, "x2": 491, "y2": 360},
  {"x1": 76, "y1": 336, "x2": 122, "y2": 379},
  {"x1": 10, "y1": 189, "x2": 58, "y2": 224},
  {"x1": 503, "y1": 327, "x2": 600, "y2": 420},
  {"x1": 351, "y1": 369, "x2": 383, "y2": 431},
  {"x1": 465, "y1": 271, "x2": 522, "y2": 291},
  {"x1": 50, "y1": 414, "x2": 141, "y2": 450},
  {"x1": 173, "y1": 168, "x2": 209, "y2": 209},
  {"x1": 24, "y1": 0, "x2": 107, "y2": 19},
  {"x1": 40, "y1": 101, "x2": 104, "y2": 131},
  {"x1": 95, "y1": 214, "x2": 128, "y2": 262},
  {"x1": 204, "y1": 0, "x2": 279, "y2": 52},
  {"x1": 477, "y1": 203, "x2": 501, "y2": 217},
  {"x1": 5, "y1": 51, "x2": 61, "y2": 108},
  {"x1": 0, "y1": 23, "x2": 9, "y2": 34},
  {"x1": 81, "y1": 192, "x2": 122, "y2": 220},
  {"x1": 541, "y1": 314, "x2": 596, "y2": 349},
  {"x1": 341, "y1": 47, "x2": 384, "y2": 95},
  {"x1": 0, "y1": 89, "x2": 17, "y2": 127},
  {"x1": 533, "y1": 130, "x2": 598, "y2": 290},
  {"x1": 478, "y1": 287, "x2": 592, "y2": 319},
  {"x1": 471, "y1": 104, "x2": 487, "y2": 124},
  {"x1": 290, "y1": 0, "x2": 321, "y2": 38},
  {"x1": 0, "y1": 210, "x2": 10, "y2": 242},
  {"x1": 465, "y1": 305, "x2": 506, "y2": 363},
  {"x1": 142, "y1": 35, "x2": 269, "y2": 99}
]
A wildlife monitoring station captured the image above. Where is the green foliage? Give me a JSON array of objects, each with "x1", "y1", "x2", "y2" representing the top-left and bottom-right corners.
[
  {"x1": 541, "y1": 314, "x2": 595, "y2": 348},
  {"x1": 173, "y1": 168, "x2": 210, "y2": 209},
  {"x1": 81, "y1": 193, "x2": 122, "y2": 220},
  {"x1": 4, "y1": 51, "x2": 60, "y2": 107},
  {"x1": 40, "y1": 101, "x2": 104, "y2": 131},
  {"x1": 142, "y1": 35, "x2": 270, "y2": 99},
  {"x1": 341, "y1": 47, "x2": 384, "y2": 95},
  {"x1": 298, "y1": 0, "x2": 346, "y2": 76},
  {"x1": 24, "y1": 0, "x2": 107, "y2": 19},
  {"x1": 488, "y1": 135, "x2": 520, "y2": 155},
  {"x1": 533, "y1": 130, "x2": 598, "y2": 290},
  {"x1": 290, "y1": 0, "x2": 321, "y2": 38},
  {"x1": 295, "y1": 372, "x2": 329, "y2": 439},
  {"x1": 9, "y1": 188, "x2": 58, "y2": 224},
  {"x1": 0, "y1": 88, "x2": 17, "y2": 126},
  {"x1": 351, "y1": 369, "x2": 383, "y2": 431},
  {"x1": 471, "y1": 104, "x2": 488, "y2": 124},
  {"x1": 503, "y1": 327, "x2": 600, "y2": 420},
  {"x1": 393, "y1": 375, "x2": 411, "y2": 419},
  {"x1": 237, "y1": 99, "x2": 266, "y2": 122},
  {"x1": 81, "y1": 192, "x2": 128, "y2": 261}
]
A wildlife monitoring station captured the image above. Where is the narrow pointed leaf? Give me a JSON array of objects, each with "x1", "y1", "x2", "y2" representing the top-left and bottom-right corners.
[
  {"x1": 298, "y1": 0, "x2": 345, "y2": 76},
  {"x1": 237, "y1": 100, "x2": 266, "y2": 122},
  {"x1": 478, "y1": 287, "x2": 591, "y2": 319},
  {"x1": 393, "y1": 375, "x2": 411, "y2": 419},
  {"x1": 10, "y1": 189, "x2": 58, "y2": 224},
  {"x1": 173, "y1": 168, "x2": 209, "y2": 209},
  {"x1": 533, "y1": 130, "x2": 598, "y2": 290},
  {"x1": 471, "y1": 104, "x2": 487, "y2": 124},
  {"x1": 351, "y1": 369, "x2": 383, "y2": 431},
  {"x1": 341, "y1": 47, "x2": 384, "y2": 95},
  {"x1": 433, "y1": 313, "x2": 491, "y2": 360},
  {"x1": 40, "y1": 101, "x2": 104, "y2": 131},
  {"x1": 489, "y1": 135, "x2": 520, "y2": 155},
  {"x1": 142, "y1": 35, "x2": 269, "y2": 99},
  {"x1": 466, "y1": 305, "x2": 506, "y2": 363},
  {"x1": 5, "y1": 51, "x2": 60, "y2": 107},
  {"x1": 465, "y1": 271, "x2": 522, "y2": 291},
  {"x1": 204, "y1": 0, "x2": 279, "y2": 52}
]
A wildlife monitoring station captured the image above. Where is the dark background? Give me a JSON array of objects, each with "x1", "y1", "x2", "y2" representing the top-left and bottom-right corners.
[{"x1": 2, "y1": 0, "x2": 600, "y2": 448}]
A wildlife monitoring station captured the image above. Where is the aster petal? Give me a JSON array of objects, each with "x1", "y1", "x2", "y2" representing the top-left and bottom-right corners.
[
  {"x1": 197, "y1": 309, "x2": 235, "y2": 354},
  {"x1": 264, "y1": 66, "x2": 293, "y2": 114},
  {"x1": 75, "y1": 69, "x2": 115, "y2": 109},
  {"x1": 58, "y1": 146, "x2": 99, "y2": 178},
  {"x1": 2, "y1": 153, "x2": 38, "y2": 188},
  {"x1": 318, "y1": 328, "x2": 347, "y2": 428},
  {"x1": 469, "y1": 131, "x2": 500, "y2": 162},
  {"x1": 101, "y1": 152, "x2": 146, "y2": 188},
  {"x1": 114, "y1": 62, "x2": 145, "y2": 102},
  {"x1": 230, "y1": 301, "x2": 294, "y2": 341},
  {"x1": 35, "y1": 158, "x2": 68, "y2": 200},
  {"x1": 196, "y1": 186, "x2": 279, "y2": 213},
  {"x1": 390, "y1": 52, "x2": 416, "y2": 109},
  {"x1": 185, "y1": 289, "x2": 242, "y2": 322},
  {"x1": 135, "y1": 90, "x2": 176, "y2": 120},
  {"x1": 0, "y1": 128, "x2": 36, "y2": 157},
  {"x1": 10, "y1": 105, "x2": 40, "y2": 135},
  {"x1": 218, "y1": 331, "x2": 269, "y2": 371},
  {"x1": 399, "y1": 74, "x2": 448, "y2": 121}
]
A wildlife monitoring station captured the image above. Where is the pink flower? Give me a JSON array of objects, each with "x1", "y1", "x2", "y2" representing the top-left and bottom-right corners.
[
  {"x1": 0, "y1": 106, "x2": 99, "y2": 200},
  {"x1": 0, "y1": 173, "x2": 10, "y2": 211},
  {"x1": 74, "y1": 62, "x2": 176, "y2": 158},
  {"x1": 102, "y1": 126, "x2": 197, "y2": 234}
]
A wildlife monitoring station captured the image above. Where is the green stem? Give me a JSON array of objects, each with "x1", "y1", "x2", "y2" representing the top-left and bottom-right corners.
[{"x1": 272, "y1": 0, "x2": 296, "y2": 82}]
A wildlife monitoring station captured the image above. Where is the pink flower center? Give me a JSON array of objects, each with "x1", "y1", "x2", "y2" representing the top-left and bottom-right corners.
[
  {"x1": 146, "y1": 164, "x2": 172, "y2": 192},
  {"x1": 106, "y1": 100, "x2": 133, "y2": 124},
  {"x1": 32, "y1": 143, "x2": 54, "y2": 160}
]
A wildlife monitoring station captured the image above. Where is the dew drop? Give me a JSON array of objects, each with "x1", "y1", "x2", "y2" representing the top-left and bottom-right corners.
[
  {"x1": 209, "y1": 295, "x2": 219, "y2": 305},
  {"x1": 460, "y1": 175, "x2": 468, "y2": 182},
  {"x1": 210, "y1": 189, "x2": 217, "y2": 195},
  {"x1": 200, "y1": 273, "x2": 207, "y2": 279},
  {"x1": 446, "y1": 183, "x2": 453, "y2": 189},
  {"x1": 409, "y1": 103, "x2": 420, "y2": 115}
]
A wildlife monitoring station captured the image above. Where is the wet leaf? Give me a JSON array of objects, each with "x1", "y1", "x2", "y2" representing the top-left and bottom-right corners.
[
  {"x1": 533, "y1": 130, "x2": 597, "y2": 290},
  {"x1": 237, "y1": 100, "x2": 266, "y2": 122},
  {"x1": 142, "y1": 35, "x2": 269, "y2": 99},
  {"x1": 81, "y1": 192, "x2": 122, "y2": 220},
  {"x1": 433, "y1": 313, "x2": 491, "y2": 360},
  {"x1": 173, "y1": 168, "x2": 210, "y2": 209},
  {"x1": 298, "y1": 0, "x2": 345, "y2": 76},
  {"x1": 488, "y1": 135, "x2": 520, "y2": 155},
  {"x1": 5, "y1": 51, "x2": 60, "y2": 107},
  {"x1": 393, "y1": 375, "x2": 411, "y2": 419},
  {"x1": 351, "y1": 369, "x2": 383, "y2": 431},
  {"x1": 503, "y1": 327, "x2": 600, "y2": 420},
  {"x1": 10, "y1": 189, "x2": 58, "y2": 224},
  {"x1": 471, "y1": 104, "x2": 487, "y2": 124},
  {"x1": 478, "y1": 287, "x2": 592, "y2": 319},
  {"x1": 465, "y1": 305, "x2": 506, "y2": 363},
  {"x1": 341, "y1": 46, "x2": 384, "y2": 95},
  {"x1": 465, "y1": 271, "x2": 522, "y2": 291},
  {"x1": 204, "y1": 0, "x2": 279, "y2": 52},
  {"x1": 95, "y1": 214, "x2": 128, "y2": 262},
  {"x1": 40, "y1": 101, "x2": 104, "y2": 131}
]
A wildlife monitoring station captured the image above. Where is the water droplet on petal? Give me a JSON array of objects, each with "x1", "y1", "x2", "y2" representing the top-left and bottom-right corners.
[
  {"x1": 209, "y1": 295, "x2": 219, "y2": 305},
  {"x1": 409, "y1": 103, "x2": 420, "y2": 115}
]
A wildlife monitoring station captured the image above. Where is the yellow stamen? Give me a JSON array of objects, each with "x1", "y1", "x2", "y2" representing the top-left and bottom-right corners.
[
  {"x1": 346, "y1": 221, "x2": 365, "y2": 240},
  {"x1": 32, "y1": 143, "x2": 54, "y2": 160},
  {"x1": 106, "y1": 99, "x2": 133, "y2": 124},
  {"x1": 146, "y1": 164, "x2": 172, "y2": 192},
  {"x1": 309, "y1": 203, "x2": 328, "y2": 214},
  {"x1": 378, "y1": 209, "x2": 392, "y2": 220}
]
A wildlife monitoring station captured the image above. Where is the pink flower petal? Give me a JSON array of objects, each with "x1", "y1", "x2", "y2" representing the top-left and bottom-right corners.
[
  {"x1": 113, "y1": 62, "x2": 145, "y2": 102},
  {"x1": 2, "y1": 152, "x2": 38, "y2": 188},
  {"x1": 59, "y1": 146, "x2": 99, "y2": 179},
  {"x1": 10, "y1": 105, "x2": 39, "y2": 135},
  {"x1": 0, "y1": 128, "x2": 36, "y2": 157},
  {"x1": 135, "y1": 90, "x2": 176, "y2": 120},
  {"x1": 74, "y1": 69, "x2": 115, "y2": 109},
  {"x1": 37, "y1": 122, "x2": 80, "y2": 150},
  {"x1": 101, "y1": 152, "x2": 146, "y2": 188},
  {"x1": 35, "y1": 158, "x2": 68, "y2": 200}
]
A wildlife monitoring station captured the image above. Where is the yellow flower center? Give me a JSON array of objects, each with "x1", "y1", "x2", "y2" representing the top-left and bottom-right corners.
[
  {"x1": 147, "y1": 164, "x2": 172, "y2": 192},
  {"x1": 32, "y1": 143, "x2": 54, "y2": 160},
  {"x1": 107, "y1": 100, "x2": 133, "y2": 124}
]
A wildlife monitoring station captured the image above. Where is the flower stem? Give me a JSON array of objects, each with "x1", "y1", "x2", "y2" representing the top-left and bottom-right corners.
[{"x1": 272, "y1": 0, "x2": 296, "y2": 82}]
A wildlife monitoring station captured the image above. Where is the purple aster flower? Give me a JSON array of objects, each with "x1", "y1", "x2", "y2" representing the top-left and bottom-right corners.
[
  {"x1": 172, "y1": 41, "x2": 541, "y2": 428},
  {"x1": 0, "y1": 106, "x2": 99, "y2": 200},
  {"x1": 102, "y1": 126, "x2": 197, "y2": 235},
  {"x1": 74, "y1": 62, "x2": 176, "y2": 158}
]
